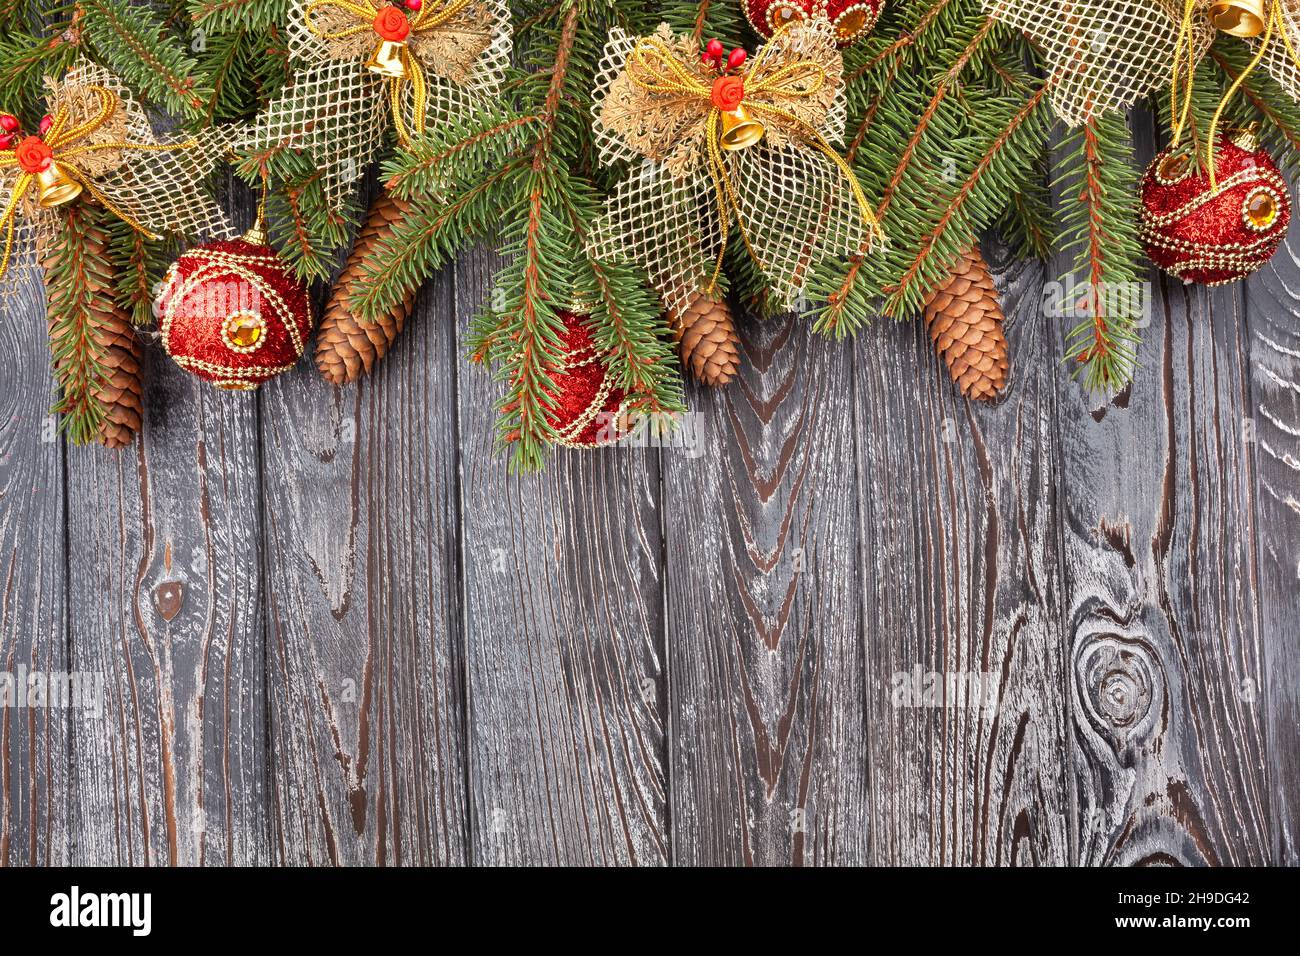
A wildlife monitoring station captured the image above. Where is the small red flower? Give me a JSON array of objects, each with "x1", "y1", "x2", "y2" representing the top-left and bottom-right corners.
[
  {"x1": 711, "y1": 75, "x2": 745, "y2": 112},
  {"x1": 14, "y1": 135, "x2": 53, "y2": 174},
  {"x1": 373, "y1": 5, "x2": 411, "y2": 42}
]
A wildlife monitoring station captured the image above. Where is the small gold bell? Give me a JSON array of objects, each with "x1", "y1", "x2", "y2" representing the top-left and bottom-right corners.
[
  {"x1": 1230, "y1": 122, "x2": 1262, "y2": 151},
  {"x1": 365, "y1": 39, "x2": 408, "y2": 79},
  {"x1": 36, "y1": 161, "x2": 83, "y2": 208},
  {"x1": 1208, "y1": 0, "x2": 1266, "y2": 38},
  {"x1": 719, "y1": 105, "x2": 764, "y2": 151}
]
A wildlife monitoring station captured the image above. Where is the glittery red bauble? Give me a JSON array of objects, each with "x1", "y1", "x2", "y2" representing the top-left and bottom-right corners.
[
  {"x1": 1140, "y1": 134, "x2": 1291, "y2": 286},
  {"x1": 546, "y1": 311, "x2": 630, "y2": 448},
  {"x1": 156, "y1": 235, "x2": 313, "y2": 389},
  {"x1": 742, "y1": 0, "x2": 884, "y2": 46}
]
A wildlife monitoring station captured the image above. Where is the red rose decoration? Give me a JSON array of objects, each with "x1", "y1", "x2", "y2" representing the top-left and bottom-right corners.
[
  {"x1": 711, "y1": 75, "x2": 745, "y2": 112},
  {"x1": 15, "y1": 135, "x2": 53, "y2": 174},
  {"x1": 373, "y1": 5, "x2": 411, "y2": 42}
]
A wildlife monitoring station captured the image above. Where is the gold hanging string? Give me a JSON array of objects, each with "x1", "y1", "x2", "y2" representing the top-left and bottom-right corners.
[
  {"x1": 626, "y1": 25, "x2": 881, "y2": 293},
  {"x1": 305, "y1": 0, "x2": 471, "y2": 145},
  {"x1": 0, "y1": 85, "x2": 197, "y2": 279},
  {"x1": 1170, "y1": 0, "x2": 1201, "y2": 146},
  {"x1": 1169, "y1": 1, "x2": 1300, "y2": 186}
]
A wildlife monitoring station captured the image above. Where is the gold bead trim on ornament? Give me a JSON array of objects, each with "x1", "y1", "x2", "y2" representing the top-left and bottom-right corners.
[
  {"x1": 159, "y1": 258, "x2": 307, "y2": 366},
  {"x1": 221, "y1": 310, "x2": 268, "y2": 354},
  {"x1": 1154, "y1": 148, "x2": 1194, "y2": 186},
  {"x1": 1242, "y1": 185, "x2": 1282, "y2": 232},
  {"x1": 170, "y1": 354, "x2": 299, "y2": 381},
  {"x1": 830, "y1": 4, "x2": 880, "y2": 45},
  {"x1": 1140, "y1": 163, "x2": 1288, "y2": 228}
]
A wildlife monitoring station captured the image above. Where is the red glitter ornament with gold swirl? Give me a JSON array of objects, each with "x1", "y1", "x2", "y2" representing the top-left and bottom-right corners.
[
  {"x1": 742, "y1": 0, "x2": 884, "y2": 47},
  {"x1": 156, "y1": 218, "x2": 314, "y2": 390},
  {"x1": 1139, "y1": 129, "x2": 1291, "y2": 285}
]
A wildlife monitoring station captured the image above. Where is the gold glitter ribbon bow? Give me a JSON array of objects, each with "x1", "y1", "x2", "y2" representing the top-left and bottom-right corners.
[
  {"x1": 624, "y1": 29, "x2": 881, "y2": 291},
  {"x1": 590, "y1": 19, "x2": 881, "y2": 314},
  {"x1": 0, "y1": 85, "x2": 194, "y2": 279},
  {"x1": 305, "y1": 0, "x2": 470, "y2": 145}
]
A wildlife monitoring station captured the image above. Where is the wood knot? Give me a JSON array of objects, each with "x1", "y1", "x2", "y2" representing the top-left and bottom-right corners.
[
  {"x1": 1075, "y1": 633, "x2": 1161, "y2": 749},
  {"x1": 154, "y1": 581, "x2": 185, "y2": 622}
]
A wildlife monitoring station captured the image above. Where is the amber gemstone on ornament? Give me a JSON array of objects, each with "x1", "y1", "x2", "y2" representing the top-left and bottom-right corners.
[
  {"x1": 769, "y1": 3, "x2": 803, "y2": 30},
  {"x1": 1246, "y1": 189, "x2": 1278, "y2": 228},
  {"x1": 835, "y1": 8, "x2": 869, "y2": 41},
  {"x1": 1158, "y1": 151, "x2": 1190, "y2": 182},
  {"x1": 225, "y1": 313, "x2": 264, "y2": 349}
]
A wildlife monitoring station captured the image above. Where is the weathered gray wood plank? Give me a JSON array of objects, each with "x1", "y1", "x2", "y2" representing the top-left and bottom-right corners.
[
  {"x1": 261, "y1": 257, "x2": 468, "y2": 866},
  {"x1": 1052, "y1": 122, "x2": 1272, "y2": 865},
  {"x1": 0, "y1": 269, "x2": 69, "y2": 867},
  {"x1": 1246, "y1": 236, "x2": 1300, "y2": 866},
  {"x1": 456, "y1": 250, "x2": 669, "y2": 866},
  {"x1": 66, "y1": 348, "x2": 270, "y2": 865},
  {"x1": 856, "y1": 243, "x2": 1071, "y2": 866},
  {"x1": 662, "y1": 309, "x2": 870, "y2": 866}
]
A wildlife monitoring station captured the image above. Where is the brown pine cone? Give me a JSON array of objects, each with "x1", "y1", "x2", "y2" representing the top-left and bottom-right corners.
[
  {"x1": 315, "y1": 191, "x2": 415, "y2": 385},
  {"x1": 922, "y1": 246, "x2": 1009, "y2": 401},
  {"x1": 667, "y1": 290, "x2": 741, "y2": 387},
  {"x1": 43, "y1": 207, "x2": 144, "y2": 449}
]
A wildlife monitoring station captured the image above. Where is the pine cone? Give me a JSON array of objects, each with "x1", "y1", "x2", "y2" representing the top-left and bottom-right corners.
[
  {"x1": 43, "y1": 208, "x2": 143, "y2": 449},
  {"x1": 315, "y1": 191, "x2": 415, "y2": 385},
  {"x1": 667, "y1": 290, "x2": 741, "y2": 387},
  {"x1": 922, "y1": 246, "x2": 1009, "y2": 401}
]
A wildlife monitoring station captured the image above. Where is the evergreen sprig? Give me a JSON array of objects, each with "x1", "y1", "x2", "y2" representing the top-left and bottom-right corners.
[{"x1": 1053, "y1": 111, "x2": 1144, "y2": 393}]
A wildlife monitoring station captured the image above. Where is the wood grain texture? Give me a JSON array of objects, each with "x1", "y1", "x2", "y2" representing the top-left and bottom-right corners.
[
  {"x1": 456, "y1": 250, "x2": 669, "y2": 866},
  {"x1": 261, "y1": 260, "x2": 468, "y2": 866},
  {"x1": 1246, "y1": 235, "x2": 1300, "y2": 866},
  {"x1": 66, "y1": 349, "x2": 270, "y2": 865},
  {"x1": 0, "y1": 270, "x2": 68, "y2": 866},
  {"x1": 663, "y1": 310, "x2": 870, "y2": 866},
  {"x1": 856, "y1": 243, "x2": 1071, "y2": 866},
  {"x1": 1054, "y1": 267, "x2": 1272, "y2": 867}
]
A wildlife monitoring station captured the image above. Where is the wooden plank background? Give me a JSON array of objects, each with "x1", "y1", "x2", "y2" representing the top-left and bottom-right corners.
[{"x1": 0, "y1": 130, "x2": 1297, "y2": 867}]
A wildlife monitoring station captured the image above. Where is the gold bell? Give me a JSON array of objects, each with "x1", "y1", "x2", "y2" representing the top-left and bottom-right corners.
[
  {"x1": 36, "y1": 161, "x2": 83, "y2": 208},
  {"x1": 1208, "y1": 0, "x2": 1266, "y2": 38},
  {"x1": 364, "y1": 38, "x2": 408, "y2": 79},
  {"x1": 719, "y1": 105, "x2": 765, "y2": 151}
]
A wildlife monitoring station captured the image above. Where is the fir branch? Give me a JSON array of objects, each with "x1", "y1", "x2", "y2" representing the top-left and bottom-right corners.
[
  {"x1": 45, "y1": 202, "x2": 112, "y2": 444},
  {"x1": 1053, "y1": 111, "x2": 1144, "y2": 393},
  {"x1": 883, "y1": 80, "x2": 1054, "y2": 317},
  {"x1": 79, "y1": 0, "x2": 210, "y2": 119}
]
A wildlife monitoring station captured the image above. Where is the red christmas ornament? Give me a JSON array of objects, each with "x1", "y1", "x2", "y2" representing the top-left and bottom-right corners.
[
  {"x1": 542, "y1": 311, "x2": 631, "y2": 448},
  {"x1": 156, "y1": 227, "x2": 313, "y2": 390},
  {"x1": 1140, "y1": 131, "x2": 1291, "y2": 285},
  {"x1": 742, "y1": 0, "x2": 884, "y2": 47}
]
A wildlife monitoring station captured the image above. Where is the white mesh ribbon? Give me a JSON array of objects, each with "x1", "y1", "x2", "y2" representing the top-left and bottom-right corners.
[
  {"x1": 589, "y1": 19, "x2": 879, "y2": 315},
  {"x1": 0, "y1": 62, "x2": 232, "y2": 306},
  {"x1": 240, "y1": 0, "x2": 511, "y2": 211},
  {"x1": 1259, "y1": 1, "x2": 1300, "y2": 101},
  {"x1": 983, "y1": 0, "x2": 1215, "y2": 125}
]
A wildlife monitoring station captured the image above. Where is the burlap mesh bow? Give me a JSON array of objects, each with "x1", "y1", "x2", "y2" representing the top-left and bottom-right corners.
[
  {"x1": 0, "y1": 62, "x2": 232, "y2": 299},
  {"x1": 984, "y1": 0, "x2": 1300, "y2": 131},
  {"x1": 240, "y1": 0, "x2": 511, "y2": 212},
  {"x1": 589, "y1": 19, "x2": 882, "y2": 316}
]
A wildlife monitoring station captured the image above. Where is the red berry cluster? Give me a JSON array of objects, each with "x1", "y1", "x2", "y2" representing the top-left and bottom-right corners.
[
  {"x1": 701, "y1": 37, "x2": 747, "y2": 72},
  {"x1": 404, "y1": 0, "x2": 421, "y2": 9},
  {"x1": 0, "y1": 112, "x2": 53, "y2": 151}
]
